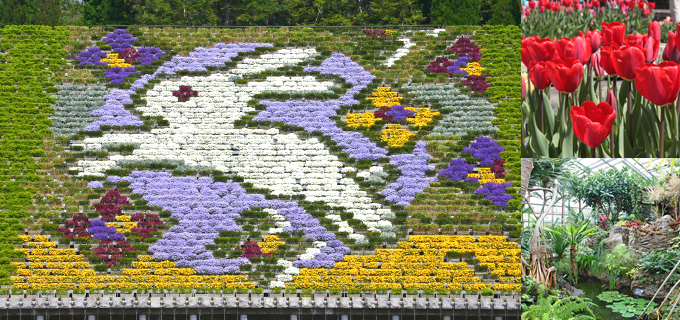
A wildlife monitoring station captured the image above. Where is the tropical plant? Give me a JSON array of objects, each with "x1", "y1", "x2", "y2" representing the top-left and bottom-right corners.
[
  {"x1": 544, "y1": 222, "x2": 600, "y2": 285},
  {"x1": 579, "y1": 167, "x2": 652, "y2": 224},
  {"x1": 602, "y1": 245, "x2": 636, "y2": 290},
  {"x1": 521, "y1": 285, "x2": 596, "y2": 320},
  {"x1": 637, "y1": 249, "x2": 680, "y2": 275},
  {"x1": 545, "y1": 225, "x2": 568, "y2": 259}
]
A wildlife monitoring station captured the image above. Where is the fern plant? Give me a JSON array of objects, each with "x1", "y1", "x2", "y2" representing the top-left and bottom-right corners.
[{"x1": 522, "y1": 286, "x2": 596, "y2": 320}]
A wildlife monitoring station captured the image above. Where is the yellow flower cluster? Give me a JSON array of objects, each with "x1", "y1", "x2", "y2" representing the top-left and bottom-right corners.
[
  {"x1": 385, "y1": 30, "x2": 397, "y2": 36},
  {"x1": 406, "y1": 108, "x2": 440, "y2": 129},
  {"x1": 381, "y1": 124, "x2": 414, "y2": 147},
  {"x1": 107, "y1": 221, "x2": 137, "y2": 233},
  {"x1": 100, "y1": 53, "x2": 132, "y2": 68},
  {"x1": 467, "y1": 168, "x2": 506, "y2": 184},
  {"x1": 13, "y1": 246, "x2": 257, "y2": 291},
  {"x1": 259, "y1": 235, "x2": 285, "y2": 254},
  {"x1": 345, "y1": 112, "x2": 377, "y2": 130},
  {"x1": 462, "y1": 62, "x2": 485, "y2": 76},
  {"x1": 291, "y1": 235, "x2": 520, "y2": 292},
  {"x1": 366, "y1": 87, "x2": 402, "y2": 109},
  {"x1": 116, "y1": 215, "x2": 131, "y2": 222},
  {"x1": 19, "y1": 235, "x2": 49, "y2": 242}
]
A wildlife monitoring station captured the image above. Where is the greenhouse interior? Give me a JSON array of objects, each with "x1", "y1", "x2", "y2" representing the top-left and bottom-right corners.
[{"x1": 521, "y1": 158, "x2": 680, "y2": 319}]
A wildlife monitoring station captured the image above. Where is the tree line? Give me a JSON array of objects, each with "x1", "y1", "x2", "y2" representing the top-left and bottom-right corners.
[{"x1": 0, "y1": 0, "x2": 520, "y2": 27}]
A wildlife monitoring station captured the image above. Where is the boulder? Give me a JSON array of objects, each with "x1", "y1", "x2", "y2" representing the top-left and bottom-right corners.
[
  {"x1": 629, "y1": 215, "x2": 677, "y2": 253},
  {"x1": 604, "y1": 225, "x2": 629, "y2": 250}
]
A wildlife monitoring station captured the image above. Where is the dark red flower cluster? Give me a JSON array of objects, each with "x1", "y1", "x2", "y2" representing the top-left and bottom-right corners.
[
  {"x1": 173, "y1": 85, "x2": 198, "y2": 102},
  {"x1": 93, "y1": 190, "x2": 129, "y2": 221},
  {"x1": 129, "y1": 214, "x2": 163, "y2": 239},
  {"x1": 93, "y1": 240, "x2": 136, "y2": 266},
  {"x1": 490, "y1": 160, "x2": 506, "y2": 178},
  {"x1": 362, "y1": 30, "x2": 391, "y2": 38},
  {"x1": 118, "y1": 48, "x2": 142, "y2": 63},
  {"x1": 447, "y1": 37, "x2": 482, "y2": 61},
  {"x1": 236, "y1": 241, "x2": 271, "y2": 258},
  {"x1": 461, "y1": 75, "x2": 493, "y2": 93},
  {"x1": 58, "y1": 214, "x2": 92, "y2": 239}
]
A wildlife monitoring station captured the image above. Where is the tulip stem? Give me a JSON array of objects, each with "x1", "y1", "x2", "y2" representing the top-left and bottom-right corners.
[
  {"x1": 539, "y1": 89, "x2": 544, "y2": 133},
  {"x1": 661, "y1": 107, "x2": 666, "y2": 157},
  {"x1": 628, "y1": 81, "x2": 633, "y2": 144},
  {"x1": 598, "y1": 78, "x2": 602, "y2": 103},
  {"x1": 591, "y1": 146, "x2": 595, "y2": 158}
]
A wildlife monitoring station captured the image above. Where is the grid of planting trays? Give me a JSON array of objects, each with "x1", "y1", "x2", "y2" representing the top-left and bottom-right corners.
[{"x1": 0, "y1": 25, "x2": 520, "y2": 297}]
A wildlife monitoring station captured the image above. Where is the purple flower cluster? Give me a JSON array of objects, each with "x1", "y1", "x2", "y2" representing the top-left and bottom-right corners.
[
  {"x1": 255, "y1": 53, "x2": 387, "y2": 160},
  {"x1": 104, "y1": 66, "x2": 138, "y2": 84},
  {"x1": 87, "y1": 181, "x2": 104, "y2": 189},
  {"x1": 85, "y1": 43, "x2": 268, "y2": 131},
  {"x1": 385, "y1": 105, "x2": 415, "y2": 122},
  {"x1": 155, "y1": 43, "x2": 271, "y2": 75},
  {"x1": 89, "y1": 220, "x2": 125, "y2": 241},
  {"x1": 475, "y1": 182, "x2": 514, "y2": 208},
  {"x1": 86, "y1": 89, "x2": 144, "y2": 130},
  {"x1": 103, "y1": 29, "x2": 137, "y2": 53},
  {"x1": 438, "y1": 158, "x2": 473, "y2": 182},
  {"x1": 74, "y1": 47, "x2": 108, "y2": 66},
  {"x1": 136, "y1": 47, "x2": 166, "y2": 65},
  {"x1": 381, "y1": 142, "x2": 437, "y2": 206},
  {"x1": 462, "y1": 137, "x2": 505, "y2": 167},
  {"x1": 110, "y1": 171, "x2": 349, "y2": 273}
]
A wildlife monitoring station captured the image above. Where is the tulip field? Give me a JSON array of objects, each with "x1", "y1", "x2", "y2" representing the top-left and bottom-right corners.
[
  {"x1": 519, "y1": 0, "x2": 680, "y2": 157},
  {"x1": 0, "y1": 25, "x2": 520, "y2": 296}
]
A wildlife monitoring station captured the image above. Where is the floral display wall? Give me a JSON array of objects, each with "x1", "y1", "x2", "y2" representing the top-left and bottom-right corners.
[{"x1": 0, "y1": 25, "x2": 519, "y2": 296}]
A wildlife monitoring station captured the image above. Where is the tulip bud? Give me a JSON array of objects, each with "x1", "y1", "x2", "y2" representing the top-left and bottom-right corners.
[
  {"x1": 649, "y1": 21, "x2": 660, "y2": 40},
  {"x1": 592, "y1": 52, "x2": 606, "y2": 78},
  {"x1": 521, "y1": 75, "x2": 527, "y2": 100},
  {"x1": 606, "y1": 89, "x2": 617, "y2": 111}
]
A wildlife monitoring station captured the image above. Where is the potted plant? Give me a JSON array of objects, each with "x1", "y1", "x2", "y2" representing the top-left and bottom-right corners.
[
  {"x1": 473, "y1": 224, "x2": 488, "y2": 235},
  {"x1": 489, "y1": 224, "x2": 503, "y2": 235}
]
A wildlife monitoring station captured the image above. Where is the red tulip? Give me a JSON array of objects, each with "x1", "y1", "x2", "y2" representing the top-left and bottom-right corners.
[
  {"x1": 591, "y1": 51, "x2": 606, "y2": 78},
  {"x1": 611, "y1": 45, "x2": 645, "y2": 80},
  {"x1": 638, "y1": 1, "x2": 645, "y2": 9},
  {"x1": 527, "y1": 38, "x2": 557, "y2": 64},
  {"x1": 529, "y1": 61, "x2": 552, "y2": 90},
  {"x1": 599, "y1": 44, "x2": 619, "y2": 76},
  {"x1": 649, "y1": 2, "x2": 656, "y2": 9},
  {"x1": 571, "y1": 101, "x2": 616, "y2": 148},
  {"x1": 562, "y1": 0, "x2": 573, "y2": 6},
  {"x1": 551, "y1": 3, "x2": 560, "y2": 11},
  {"x1": 583, "y1": 30, "x2": 601, "y2": 52},
  {"x1": 529, "y1": 0, "x2": 536, "y2": 8},
  {"x1": 575, "y1": 2, "x2": 582, "y2": 10},
  {"x1": 558, "y1": 35, "x2": 592, "y2": 64},
  {"x1": 649, "y1": 21, "x2": 660, "y2": 40},
  {"x1": 548, "y1": 57, "x2": 584, "y2": 93},
  {"x1": 540, "y1": 5, "x2": 545, "y2": 12},
  {"x1": 602, "y1": 22, "x2": 626, "y2": 46},
  {"x1": 663, "y1": 31, "x2": 680, "y2": 63},
  {"x1": 521, "y1": 37, "x2": 537, "y2": 68},
  {"x1": 567, "y1": 6, "x2": 574, "y2": 13},
  {"x1": 592, "y1": 0, "x2": 600, "y2": 7},
  {"x1": 634, "y1": 61, "x2": 680, "y2": 106}
]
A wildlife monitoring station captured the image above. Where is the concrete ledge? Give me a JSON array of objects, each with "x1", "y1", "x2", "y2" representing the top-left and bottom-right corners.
[{"x1": 0, "y1": 294, "x2": 520, "y2": 310}]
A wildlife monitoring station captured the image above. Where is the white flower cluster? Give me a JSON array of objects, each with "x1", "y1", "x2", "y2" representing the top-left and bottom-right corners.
[
  {"x1": 384, "y1": 38, "x2": 415, "y2": 68},
  {"x1": 76, "y1": 48, "x2": 394, "y2": 241},
  {"x1": 231, "y1": 48, "x2": 318, "y2": 75}
]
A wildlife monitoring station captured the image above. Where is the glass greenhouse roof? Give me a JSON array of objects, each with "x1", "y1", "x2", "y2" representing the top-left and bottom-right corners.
[{"x1": 525, "y1": 158, "x2": 674, "y2": 226}]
